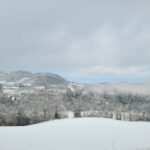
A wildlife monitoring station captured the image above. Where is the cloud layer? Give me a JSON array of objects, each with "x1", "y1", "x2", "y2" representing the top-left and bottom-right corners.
[{"x1": 0, "y1": 0, "x2": 150, "y2": 82}]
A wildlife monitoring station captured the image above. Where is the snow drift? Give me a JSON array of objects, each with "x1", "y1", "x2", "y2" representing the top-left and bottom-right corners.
[{"x1": 0, "y1": 118, "x2": 150, "y2": 150}]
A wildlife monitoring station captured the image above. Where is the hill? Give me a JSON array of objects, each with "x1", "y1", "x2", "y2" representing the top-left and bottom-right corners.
[
  {"x1": 22, "y1": 73, "x2": 67, "y2": 87},
  {"x1": 0, "y1": 71, "x2": 68, "y2": 87}
]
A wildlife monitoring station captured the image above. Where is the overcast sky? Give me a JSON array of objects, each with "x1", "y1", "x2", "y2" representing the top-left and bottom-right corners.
[{"x1": 0, "y1": 0, "x2": 150, "y2": 83}]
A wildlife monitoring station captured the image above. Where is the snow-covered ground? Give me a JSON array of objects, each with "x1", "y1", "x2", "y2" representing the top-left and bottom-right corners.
[{"x1": 0, "y1": 118, "x2": 150, "y2": 150}]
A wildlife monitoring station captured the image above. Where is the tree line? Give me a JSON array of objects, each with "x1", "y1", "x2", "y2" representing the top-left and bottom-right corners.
[{"x1": 0, "y1": 85, "x2": 150, "y2": 125}]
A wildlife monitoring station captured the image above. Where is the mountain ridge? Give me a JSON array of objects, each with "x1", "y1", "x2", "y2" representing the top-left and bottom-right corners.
[{"x1": 0, "y1": 71, "x2": 68, "y2": 87}]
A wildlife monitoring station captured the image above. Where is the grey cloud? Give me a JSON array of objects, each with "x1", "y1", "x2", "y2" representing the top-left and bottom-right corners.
[{"x1": 0, "y1": 0, "x2": 150, "y2": 79}]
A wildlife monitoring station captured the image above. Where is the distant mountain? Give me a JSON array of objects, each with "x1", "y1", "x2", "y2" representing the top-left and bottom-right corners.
[{"x1": 0, "y1": 71, "x2": 68, "y2": 87}]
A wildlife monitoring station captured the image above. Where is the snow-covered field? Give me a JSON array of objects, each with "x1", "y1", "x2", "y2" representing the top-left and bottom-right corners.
[{"x1": 0, "y1": 118, "x2": 150, "y2": 150}]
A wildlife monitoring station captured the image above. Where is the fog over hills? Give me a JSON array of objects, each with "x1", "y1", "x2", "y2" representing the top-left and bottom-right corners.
[{"x1": 83, "y1": 83, "x2": 150, "y2": 95}]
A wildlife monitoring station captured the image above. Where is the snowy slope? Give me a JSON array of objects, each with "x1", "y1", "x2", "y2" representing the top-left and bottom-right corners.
[{"x1": 0, "y1": 118, "x2": 150, "y2": 150}]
